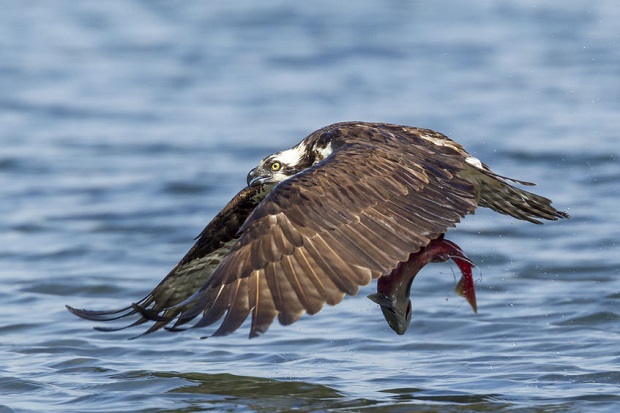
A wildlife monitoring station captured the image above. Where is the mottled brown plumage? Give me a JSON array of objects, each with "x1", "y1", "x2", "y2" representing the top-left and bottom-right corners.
[{"x1": 67, "y1": 122, "x2": 568, "y2": 338}]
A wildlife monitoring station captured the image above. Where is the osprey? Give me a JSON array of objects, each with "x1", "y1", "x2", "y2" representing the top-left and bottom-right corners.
[{"x1": 67, "y1": 122, "x2": 569, "y2": 338}]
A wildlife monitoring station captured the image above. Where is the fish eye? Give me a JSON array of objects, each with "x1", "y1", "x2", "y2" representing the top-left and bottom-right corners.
[{"x1": 271, "y1": 161, "x2": 282, "y2": 171}]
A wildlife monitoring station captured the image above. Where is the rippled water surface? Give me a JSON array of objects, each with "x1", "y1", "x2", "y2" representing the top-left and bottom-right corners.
[{"x1": 1, "y1": 1, "x2": 619, "y2": 412}]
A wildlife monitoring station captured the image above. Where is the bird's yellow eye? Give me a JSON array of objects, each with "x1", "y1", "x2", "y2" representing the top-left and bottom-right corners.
[{"x1": 271, "y1": 161, "x2": 281, "y2": 171}]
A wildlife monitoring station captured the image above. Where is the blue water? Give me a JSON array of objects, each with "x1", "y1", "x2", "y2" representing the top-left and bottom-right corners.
[{"x1": 1, "y1": 1, "x2": 619, "y2": 412}]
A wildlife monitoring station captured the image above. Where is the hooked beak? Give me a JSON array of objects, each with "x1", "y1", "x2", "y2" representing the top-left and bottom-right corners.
[{"x1": 247, "y1": 166, "x2": 271, "y2": 187}]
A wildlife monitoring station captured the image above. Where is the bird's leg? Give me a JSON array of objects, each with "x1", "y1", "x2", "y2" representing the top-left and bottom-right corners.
[{"x1": 368, "y1": 236, "x2": 477, "y2": 335}]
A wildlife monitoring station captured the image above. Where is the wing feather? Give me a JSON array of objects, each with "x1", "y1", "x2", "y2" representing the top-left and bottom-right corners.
[
  {"x1": 211, "y1": 278, "x2": 251, "y2": 336},
  {"x1": 249, "y1": 271, "x2": 278, "y2": 337},
  {"x1": 310, "y1": 234, "x2": 373, "y2": 287},
  {"x1": 358, "y1": 212, "x2": 416, "y2": 255},
  {"x1": 189, "y1": 284, "x2": 230, "y2": 329},
  {"x1": 279, "y1": 254, "x2": 324, "y2": 314},
  {"x1": 302, "y1": 237, "x2": 359, "y2": 296},
  {"x1": 319, "y1": 229, "x2": 386, "y2": 274},
  {"x1": 292, "y1": 247, "x2": 345, "y2": 306},
  {"x1": 263, "y1": 262, "x2": 306, "y2": 325}
]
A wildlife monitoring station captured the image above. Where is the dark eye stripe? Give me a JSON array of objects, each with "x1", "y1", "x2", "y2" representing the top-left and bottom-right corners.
[{"x1": 282, "y1": 166, "x2": 298, "y2": 175}]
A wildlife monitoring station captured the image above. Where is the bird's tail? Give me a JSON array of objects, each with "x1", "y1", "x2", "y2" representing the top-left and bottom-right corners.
[{"x1": 476, "y1": 170, "x2": 570, "y2": 224}]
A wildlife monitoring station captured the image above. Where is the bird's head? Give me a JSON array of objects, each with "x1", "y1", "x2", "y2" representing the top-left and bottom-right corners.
[
  {"x1": 247, "y1": 129, "x2": 337, "y2": 188},
  {"x1": 247, "y1": 144, "x2": 311, "y2": 187}
]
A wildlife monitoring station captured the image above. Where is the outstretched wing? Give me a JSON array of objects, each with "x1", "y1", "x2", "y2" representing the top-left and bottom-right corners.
[
  {"x1": 67, "y1": 185, "x2": 270, "y2": 335},
  {"x1": 160, "y1": 124, "x2": 480, "y2": 337}
]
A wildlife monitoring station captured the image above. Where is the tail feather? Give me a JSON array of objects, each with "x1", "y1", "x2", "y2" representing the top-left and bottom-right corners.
[{"x1": 478, "y1": 179, "x2": 569, "y2": 224}]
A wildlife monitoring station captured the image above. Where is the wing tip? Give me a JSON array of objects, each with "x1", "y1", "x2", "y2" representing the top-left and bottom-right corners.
[{"x1": 65, "y1": 304, "x2": 135, "y2": 321}]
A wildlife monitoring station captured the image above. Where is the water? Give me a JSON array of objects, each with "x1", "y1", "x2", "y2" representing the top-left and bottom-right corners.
[{"x1": 1, "y1": 1, "x2": 618, "y2": 412}]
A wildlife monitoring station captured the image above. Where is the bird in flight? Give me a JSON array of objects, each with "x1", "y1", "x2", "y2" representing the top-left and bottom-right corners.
[{"x1": 67, "y1": 122, "x2": 569, "y2": 338}]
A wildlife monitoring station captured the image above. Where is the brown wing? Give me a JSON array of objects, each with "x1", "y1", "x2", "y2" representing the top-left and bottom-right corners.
[
  {"x1": 66, "y1": 185, "x2": 269, "y2": 334},
  {"x1": 169, "y1": 125, "x2": 479, "y2": 338}
]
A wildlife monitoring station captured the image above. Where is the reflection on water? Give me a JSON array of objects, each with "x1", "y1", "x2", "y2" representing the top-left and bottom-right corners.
[
  {"x1": 163, "y1": 372, "x2": 348, "y2": 412},
  {"x1": 156, "y1": 371, "x2": 509, "y2": 413}
]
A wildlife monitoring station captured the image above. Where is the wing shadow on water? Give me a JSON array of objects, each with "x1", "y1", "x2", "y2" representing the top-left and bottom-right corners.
[{"x1": 148, "y1": 371, "x2": 528, "y2": 413}]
